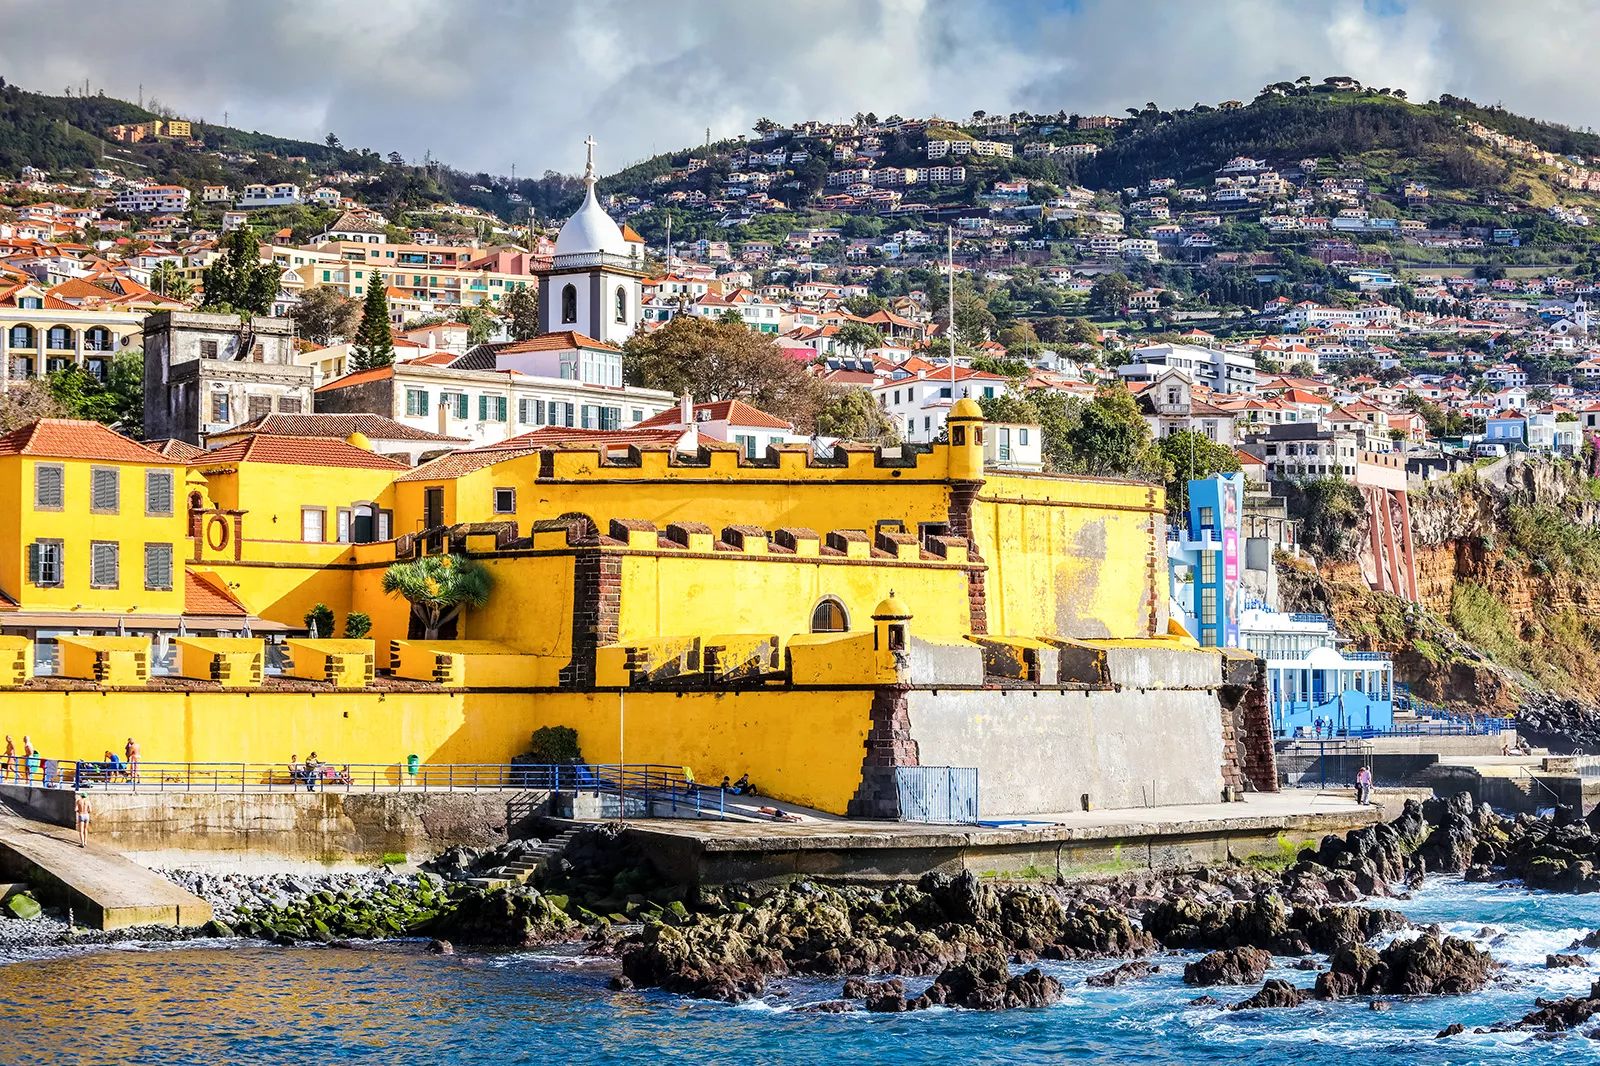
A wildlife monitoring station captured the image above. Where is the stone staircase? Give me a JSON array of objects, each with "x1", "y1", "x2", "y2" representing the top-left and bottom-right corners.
[{"x1": 467, "y1": 827, "x2": 579, "y2": 889}]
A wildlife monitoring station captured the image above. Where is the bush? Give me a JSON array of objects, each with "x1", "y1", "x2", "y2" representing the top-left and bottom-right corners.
[
  {"x1": 343, "y1": 611, "x2": 372, "y2": 639},
  {"x1": 303, "y1": 603, "x2": 335, "y2": 638},
  {"x1": 526, "y1": 726, "x2": 584, "y2": 765}
]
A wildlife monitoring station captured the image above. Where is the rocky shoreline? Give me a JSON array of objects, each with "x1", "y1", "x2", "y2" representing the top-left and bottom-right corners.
[{"x1": 5, "y1": 792, "x2": 1600, "y2": 1031}]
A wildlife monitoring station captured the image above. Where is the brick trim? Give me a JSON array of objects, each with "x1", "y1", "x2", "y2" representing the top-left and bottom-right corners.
[
  {"x1": 558, "y1": 549, "x2": 622, "y2": 688},
  {"x1": 1219, "y1": 658, "x2": 1277, "y2": 794},
  {"x1": 846, "y1": 684, "x2": 919, "y2": 818}
]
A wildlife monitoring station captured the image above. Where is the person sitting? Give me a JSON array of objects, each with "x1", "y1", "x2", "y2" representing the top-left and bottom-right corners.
[
  {"x1": 733, "y1": 773, "x2": 757, "y2": 796},
  {"x1": 287, "y1": 753, "x2": 303, "y2": 784},
  {"x1": 720, "y1": 776, "x2": 732, "y2": 792}
]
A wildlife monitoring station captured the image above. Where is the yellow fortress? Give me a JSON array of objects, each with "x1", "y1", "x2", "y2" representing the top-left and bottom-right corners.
[{"x1": 0, "y1": 404, "x2": 1276, "y2": 817}]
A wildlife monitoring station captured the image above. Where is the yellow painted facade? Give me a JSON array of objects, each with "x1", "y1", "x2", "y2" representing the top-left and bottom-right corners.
[{"x1": 0, "y1": 450, "x2": 187, "y2": 619}]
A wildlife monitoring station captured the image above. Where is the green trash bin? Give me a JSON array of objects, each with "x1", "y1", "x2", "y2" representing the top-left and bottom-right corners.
[{"x1": 406, "y1": 754, "x2": 420, "y2": 779}]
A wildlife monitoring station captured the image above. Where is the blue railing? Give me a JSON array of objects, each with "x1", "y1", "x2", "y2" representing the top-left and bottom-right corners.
[
  {"x1": 1291, "y1": 613, "x2": 1331, "y2": 624},
  {"x1": 894, "y1": 766, "x2": 979, "y2": 824},
  {"x1": 1342, "y1": 651, "x2": 1392, "y2": 661}
]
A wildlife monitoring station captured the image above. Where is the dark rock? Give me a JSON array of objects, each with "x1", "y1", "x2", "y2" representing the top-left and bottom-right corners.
[
  {"x1": 1085, "y1": 960, "x2": 1157, "y2": 987},
  {"x1": 1549, "y1": 954, "x2": 1588, "y2": 969},
  {"x1": 1231, "y1": 979, "x2": 1307, "y2": 1010},
  {"x1": 427, "y1": 938, "x2": 454, "y2": 955},
  {"x1": 924, "y1": 948, "x2": 1064, "y2": 1010},
  {"x1": 1188, "y1": 995, "x2": 1220, "y2": 1006},
  {"x1": 1184, "y1": 947, "x2": 1272, "y2": 987},
  {"x1": 1437, "y1": 1023, "x2": 1465, "y2": 1038},
  {"x1": 796, "y1": 1000, "x2": 857, "y2": 1013},
  {"x1": 1315, "y1": 935, "x2": 1492, "y2": 999},
  {"x1": 608, "y1": 975, "x2": 633, "y2": 991},
  {"x1": 1370, "y1": 999, "x2": 1392, "y2": 1012}
]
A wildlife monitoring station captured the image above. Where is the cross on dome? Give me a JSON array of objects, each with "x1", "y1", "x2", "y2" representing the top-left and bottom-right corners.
[{"x1": 583, "y1": 135, "x2": 597, "y2": 183}]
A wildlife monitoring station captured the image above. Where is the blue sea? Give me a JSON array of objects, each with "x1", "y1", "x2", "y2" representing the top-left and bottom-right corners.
[{"x1": 4, "y1": 878, "x2": 1600, "y2": 1065}]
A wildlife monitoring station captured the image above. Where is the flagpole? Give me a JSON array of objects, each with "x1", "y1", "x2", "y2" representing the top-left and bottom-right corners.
[{"x1": 948, "y1": 224, "x2": 955, "y2": 388}]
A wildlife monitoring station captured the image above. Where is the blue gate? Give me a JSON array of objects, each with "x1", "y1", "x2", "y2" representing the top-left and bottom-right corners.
[{"x1": 894, "y1": 766, "x2": 979, "y2": 823}]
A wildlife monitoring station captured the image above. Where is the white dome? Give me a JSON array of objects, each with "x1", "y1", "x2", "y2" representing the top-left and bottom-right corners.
[{"x1": 554, "y1": 180, "x2": 629, "y2": 257}]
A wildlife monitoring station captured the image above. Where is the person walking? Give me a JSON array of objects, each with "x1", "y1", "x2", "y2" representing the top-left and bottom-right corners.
[
  {"x1": 21, "y1": 735, "x2": 34, "y2": 785},
  {"x1": 74, "y1": 791, "x2": 91, "y2": 848},
  {"x1": 125, "y1": 737, "x2": 140, "y2": 784},
  {"x1": 2, "y1": 735, "x2": 13, "y2": 783},
  {"x1": 1356, "y1": 765, "x2": 1373, "y2": 806}
]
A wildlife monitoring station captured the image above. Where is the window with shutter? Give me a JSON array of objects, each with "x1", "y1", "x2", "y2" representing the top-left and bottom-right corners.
[
  {"x1": 90, "y1": 541, "x2": 119, "y2": 588},
  {"x1": 146, "y1": 469, "x2": 174, "y2": 516},
  {"x1": 247, "y1": 395, "x2": 271, "y2": 420},
  {"x1": 34, "y1": 463, "x2": 63, "y2": 510},
  {"x1": 144, "y1": 543, "x2": 174, "y2": 591},
  {"x1": 200, "y1": 339, "x2": 218, "y2": 359},
  {"x1": 478, "y1": 395, "x2": 488, "y2": 421},
  {"x1": 28, "y1": 540, "x2": 62, "y2": 586},
  {"x1": 407, "y1": 390, "x2": 429, "y2": 417},
  {"x1": 211, "y1": 394, "x2": 230, "y2": 422},
  {"x1": 277, "y1": 396, "x2": 302, "y2": 414},
  {"x1": 90, "y1": 467, "x2": 119, "y2": 513}
]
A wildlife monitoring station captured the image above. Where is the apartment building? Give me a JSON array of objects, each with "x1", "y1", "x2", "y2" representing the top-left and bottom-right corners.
[{"x1": 113, "y1": 185, "x2": 192, "y2": 214}]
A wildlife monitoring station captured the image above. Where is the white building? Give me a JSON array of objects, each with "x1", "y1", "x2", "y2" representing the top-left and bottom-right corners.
[
  {"x1": 239, "y1": 183, "x2": 303, "y2": 208},
  {"x1": 1117, "y1": 342, "x2": 1259, "y2": 395},
  {"x1": 535, "y1": 139, "x2": 647, "y2": 346},
  {"x1": 113, "y1": 184, "x2": 191, "y2": 214}
]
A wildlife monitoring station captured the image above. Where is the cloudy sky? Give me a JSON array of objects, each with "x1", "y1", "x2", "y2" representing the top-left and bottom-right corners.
[{"x1": 0, "y1": 0, "x2": 1594, "y2": 178}]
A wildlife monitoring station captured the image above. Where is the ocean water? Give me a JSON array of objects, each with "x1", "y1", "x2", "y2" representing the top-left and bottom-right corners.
[{"x1": 4, "y1": 878, "x2": 1600, "y2": 1065}]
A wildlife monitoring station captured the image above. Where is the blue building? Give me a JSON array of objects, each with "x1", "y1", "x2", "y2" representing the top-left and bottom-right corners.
[
  {"x1": 1167, "y1": 473, "x2": 1246, "y2": 647},
  {"x1": 1168, "y1": 473, "x2": 1395, "y2": 734},
  {"x1": 1239, "y1": 606, "x2": 1395, "y2": 736}
]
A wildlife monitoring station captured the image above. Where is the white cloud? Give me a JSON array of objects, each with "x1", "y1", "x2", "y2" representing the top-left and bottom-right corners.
[{"x1": 0, "y1": 0, "x2": 1597, "y2": 177}]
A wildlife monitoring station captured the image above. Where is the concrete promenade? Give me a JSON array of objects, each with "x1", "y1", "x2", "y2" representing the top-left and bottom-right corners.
[
  {"x1": 605, "y1": 788, "x2": 1432, "y2": 888},
  {"x1": 0, "y1": 803, "x2": 212, "y2": 930}
]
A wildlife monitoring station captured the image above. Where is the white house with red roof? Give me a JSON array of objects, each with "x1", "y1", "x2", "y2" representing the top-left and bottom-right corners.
[
  {"x1": 871, "y1": 363, "x2": 1010, "y2": 443},
  {"x1": 632, "y1": 395, "x2": 804, "y2": 457}
]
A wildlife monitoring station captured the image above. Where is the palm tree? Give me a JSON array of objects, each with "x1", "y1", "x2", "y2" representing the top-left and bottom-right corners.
[{"x1": 381, "y1": 554, "x2": 492, "y2": 640}]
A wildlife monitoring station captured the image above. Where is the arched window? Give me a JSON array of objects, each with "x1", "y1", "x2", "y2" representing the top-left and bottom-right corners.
[
  {"x1": 561, "y1": 283, "x2": 577, "y2": 324},
  {"x1": 8, "y1": 325, "x2": 34, "y2": 349},
  {"x1": 810, "y1": 597, "x2": 850, "y2": 633},
  {"x1": 615, "y1": 285, "x2": 628, "y2": 324},
  {"x1": 85, "y1": 327, "x2": 112, "y2": 352},
  {"x1": 46, "y1": 326, "x2": 72, "y2": 350}
]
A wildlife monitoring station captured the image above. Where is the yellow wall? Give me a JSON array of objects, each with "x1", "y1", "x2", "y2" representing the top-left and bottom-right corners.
[
  {"x1": 2, "y1": 455, "x2": 187, "y2": 615},
  {"x1": 2, "y1": 685, "x2": 877, "y2": 813},
  {"x1": 395, "y1": 445, "x2": 954, "y2": 537},
  {"x1": 193, "y1": 459, "x2": 401, "y2": 541},
  {"x1": 529, "y1": 689, "x2": 877, "y2": 813},
  {"x1": 616, "y1": 552, "x2": 972, "y2": 643},
  {"x1": 974, "y1": 473, "x2": 1165, "y2": 640}
]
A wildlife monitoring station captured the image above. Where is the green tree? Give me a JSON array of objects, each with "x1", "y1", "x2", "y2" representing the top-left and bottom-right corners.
[
  {"x1": 623, "y1": 316, "x2": 824, "y2": 429},
  {"x1": 1088, "y1": 273, "x2": 1136, "y2": 316},
  {"x1": 814, "y1": 387, "x2": 900, "y2": 443},
  {"x1": 841, "y1": 293, "x2": 886, "y2": 316},
  {"x1": 835, "y1": 321, "x2": 884, "y2": 356},
  {"x1": 381, "y1": 553, "x2": 493, "y2": 640},
  {"x1": 500, "y1": 286, "x2": 540, "y2": 341},
  {"x1": 44, "y1": 351, "x2": 143, "y2": 431},
  {"x1": 1528, "y1": 385, "x2": 1554, "y2": 405},
  {"x1": 343, "y1": 611, "x2": 372, "y2": 639},
  {"x1": 200, "y1": 228, "x2": 279, "y2": 315},
  {"x1": 1287, "y1": 360, "x2": 1316, "y2": 377},
  {"x1": 147, "y1": 260, "x2": 192, "y2": 301},
  {"x1": 351, "y1": 269, "x2": 395, "y2": 371},
  {"x1": 1156, "y1": 430, "x2": 1241, "y2": 517},
  {"x1": 452, "y1": 303, "x2": 497, "y2": 345},
  {"x1": 288, "y1": 286, "x2": 361, "y2": 346},
  {"x1": 1064, "y1": 384, "x2": 1164, "y2": 479}
]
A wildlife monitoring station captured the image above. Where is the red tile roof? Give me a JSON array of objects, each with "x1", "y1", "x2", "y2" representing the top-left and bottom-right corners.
[
  {"x1": 192, "y1": 435, "x2": 410, "y2": 470},
  {"x1": 0, "y1": 419, "x2": 177, "y2": 464},
  {"x1": 493, "y1": 426, "x2": 690, "y2": 449},
  {"x1": 634, "y1": 399, "x2": 793, "y2": 431},
  {"x1": 184, "y1": 570, "x2": 248, "y2": 617}
]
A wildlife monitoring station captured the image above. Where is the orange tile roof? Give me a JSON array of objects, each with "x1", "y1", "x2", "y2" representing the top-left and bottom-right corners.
[
  {"x1": 315, "y1": 364, "x2": 396, "y2": 392},
  {"x1": 634, "y1": 399, "x2": 793, "y2": 431},
  {"x1": 494, "y1": 331, "x2": 619, "y2": 354},
  {"x1": 0, "y1": 419, "x2": 177, "y2": 464},
  {"x1": 620, "y1": 224, "x2": 644, "y2": 243},
  {"x1": 495, "y1": 426, "x2": 690, "y2": 449},
  {"x1": 184, "y1": 570, "x2": 248, "y2": 617},
  {"x1": 145, "y1": 438, "x2": 207, "y2": 461},
  {"x1": 395, "y1": 445, "x2": 543, "y2": 482},
  {"x1": 192, "y1": 435, "x2": 410, "y2": 470}
]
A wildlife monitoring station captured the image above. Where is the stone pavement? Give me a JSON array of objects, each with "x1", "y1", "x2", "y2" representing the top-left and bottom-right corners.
[{"x1": 0, "y1": 802, "x2": 211, "y2": 930}]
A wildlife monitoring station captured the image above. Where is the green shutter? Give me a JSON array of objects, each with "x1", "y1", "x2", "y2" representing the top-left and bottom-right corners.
[{"x1": 27, "y1": 543, "x2": 39, "y2": 584}]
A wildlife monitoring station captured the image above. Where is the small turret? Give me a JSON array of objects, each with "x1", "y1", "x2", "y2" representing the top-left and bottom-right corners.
[
  {"x1": 947, "y1": 397, "x2": 985, "y2": 480},
  {"x1": 345, "y1": 430, "x2": 373, "y2": 452},
  {"x1": 873, "y1": 591, "x2": 912, "y2": 678}
]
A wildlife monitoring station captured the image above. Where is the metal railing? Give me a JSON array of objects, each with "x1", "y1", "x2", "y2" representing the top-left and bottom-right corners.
[
  {"x1": 894, "y1": 766, "x2": 979, "y2": 824},
  {"x1": 44, "y1": 761, "x2": 687, "y2": 796}
]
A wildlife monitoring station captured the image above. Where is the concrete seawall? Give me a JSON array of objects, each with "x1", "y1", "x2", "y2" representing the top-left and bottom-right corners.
[{"x1": 0, "y1": 785, "x2": 547, "y2": 870}]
